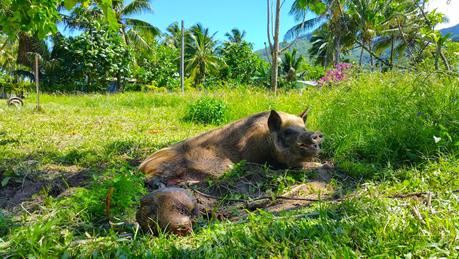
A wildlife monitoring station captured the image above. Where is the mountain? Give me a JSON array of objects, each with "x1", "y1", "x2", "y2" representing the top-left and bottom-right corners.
[
  {"x1": 255, "y1": 34, "x2": 366, "y2": 64},
  {"x1": 255, "y1": 35, "x2": 313, "y2": 62},
  {"x1": 255, "y1": 24, "x2": 459, "y2": 65},
  {"x1": 440, "y1": 23, "x2": 459, "y2": 41}
]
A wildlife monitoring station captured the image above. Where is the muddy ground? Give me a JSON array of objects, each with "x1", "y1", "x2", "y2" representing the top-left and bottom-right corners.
[{"x1": 1, "y1": 160, "x2": 356, "y2": 226}]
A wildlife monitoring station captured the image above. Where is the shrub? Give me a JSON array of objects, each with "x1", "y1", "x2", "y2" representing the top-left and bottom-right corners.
[
  {"x1": 133, "y1": 44, "x2": 180, "y2": 90},
  {"x1": 303, "y1": 63, "x2": 325, "y2": 80},
  {"x1": 184, "y1": 97, "x2": 228, "y2": 124}
]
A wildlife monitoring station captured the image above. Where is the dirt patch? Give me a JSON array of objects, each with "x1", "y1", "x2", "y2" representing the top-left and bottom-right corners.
[
  {"x1": 169, "y1": 162, "x2": 351, "y2": 221},
  {"x1": 0, "y1": 165, "x2": 92, "y2": 210}
]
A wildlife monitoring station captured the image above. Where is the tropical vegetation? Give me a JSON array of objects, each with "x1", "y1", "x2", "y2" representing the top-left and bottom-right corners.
[{"x1": 0, "y1": 0, "x2": 458, "y2": 257}]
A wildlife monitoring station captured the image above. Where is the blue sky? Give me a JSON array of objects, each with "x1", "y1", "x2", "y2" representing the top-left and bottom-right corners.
[
  {"x1": 140, "y1": 0, "x2": 459, "y2": 51},
  {"x1": 59, "y1": 0, "x2": 458, "y2": 51},
  {"x1": 142, "y1": 0, "x2": 307, "y2": 50}
]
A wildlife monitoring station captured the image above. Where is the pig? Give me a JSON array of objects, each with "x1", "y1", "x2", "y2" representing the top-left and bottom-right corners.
[
  {"x1": 137, "y1": 109, "x2": 324, "y2": 235},
  {"x1": 139, "y1": 109, "x2": 324, "y2": 186}
]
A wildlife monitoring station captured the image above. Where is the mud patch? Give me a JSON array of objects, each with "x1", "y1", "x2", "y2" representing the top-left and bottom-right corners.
[
  {"x1": 0, "y1": 165, "x2": 92, "y2": 210},
  {"x1": 170, "y1": 162, "x2": 353, "y2": 221}
]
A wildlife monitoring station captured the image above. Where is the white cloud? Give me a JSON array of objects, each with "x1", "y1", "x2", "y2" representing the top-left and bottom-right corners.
[{"x1": 427, "y1": 0, "x2": 459, "y2": 29}]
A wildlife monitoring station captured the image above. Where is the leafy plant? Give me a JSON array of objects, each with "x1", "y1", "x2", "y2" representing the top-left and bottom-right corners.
[
  {"x1": 184, "y1": 97, "x2": 228, "y2": 125},
  {"x1": 220, "y1": 38, "x2": 268, "y2": 85},
  {"x1": 43, "y1": 21, "x2": 132, "y2": 92},
  {"x1": 185, "y1": 24, "x2": 225, "y2": 86}
]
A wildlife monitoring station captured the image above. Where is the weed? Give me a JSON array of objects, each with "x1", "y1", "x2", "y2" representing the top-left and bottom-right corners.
[{"x1": 183, "y1": 96, "x2": 228, "y2": 125}]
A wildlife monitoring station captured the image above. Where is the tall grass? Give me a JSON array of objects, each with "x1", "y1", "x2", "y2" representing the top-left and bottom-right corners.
[{"x1": 312, "y1": 72, "x2": 459, "y2": 169}]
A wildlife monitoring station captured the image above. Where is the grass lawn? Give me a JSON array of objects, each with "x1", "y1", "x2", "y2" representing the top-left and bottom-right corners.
[{"x1": 0, "y1": 72, "x2": 458, "y2": 257}]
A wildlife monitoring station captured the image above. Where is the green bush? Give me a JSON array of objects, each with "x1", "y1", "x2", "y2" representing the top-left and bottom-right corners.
[{"x1": 184, "y1": 97, "x2": 228, "y2": 125}]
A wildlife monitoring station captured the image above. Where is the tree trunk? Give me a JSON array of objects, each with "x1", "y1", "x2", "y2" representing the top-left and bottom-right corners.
[
  {"x1": 368, "y1": 41, "x2": 374, "y2": 71},
  {"x1": 116, "y1": 73, "x2": 121, "y2": 92},
  {"x1": 434, "y1": 42, "x2": 440, "y2": 70},
  {"x1": 181, "y1": 20, "x2": 185, "y2": 93},
  {"x1": 35, "y1": 55, "x2": 40, "y2": 110},
  {"x1": 334, "y1": 36, "x2": 340, "y2": 65},
  {"x1": 359, "y1": 46, "x2": 364, "y2": 66},
  {"x1": 270, "y1": 0, "x2": 281, "y2": 94},
  {"x1": 17, "y1": 32, "x2": 33, "y2": 68},
  {"x1": 121, "y1": 25, "x2": 129, "y2": 46},
  {"x1": 390, "y1": 34, "x2": 395, "y2": 69},
  {"x1": 440, "y1": 50, "x2": 451, "y2": 71}
]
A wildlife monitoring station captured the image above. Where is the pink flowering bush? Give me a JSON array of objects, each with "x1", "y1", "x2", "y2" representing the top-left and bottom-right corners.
[{"x1": 318, "y1": 63, "x2": 353, "y2": 86}]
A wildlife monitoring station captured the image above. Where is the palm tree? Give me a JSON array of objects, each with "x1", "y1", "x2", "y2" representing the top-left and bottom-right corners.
[
  {"x1": 164, "y1": 22, "x2": 182, "y2": 48},
  {"x1": 308, "y1": 26, "x2": 334, "y2": 66},
  {"x1": 286, "y1": 0, "x2": 354, "y2": 65},
  {"x1": 111, "y1": 0, "x2": 160, "y2": 49},
  {"x1": 62, "y1": 0, "x2": 159, "y2": 50},
  {"x1": 185, "y1": 24, "x2": 225, "y2": 86},
  {"x1": 225, "y1": 28, "x2": 246, "y2": 44},
  {"x1": 367, "y1": 0, "x2": 426, "y2": 68},
  {"x1": 348, "y1": 0, "x2": 381, "y2": 67},
  {"x1": 281, "y1": 49, "x2": 304, "y2": 82}
]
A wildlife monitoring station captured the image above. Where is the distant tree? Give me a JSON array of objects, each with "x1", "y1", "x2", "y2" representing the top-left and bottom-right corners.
[
  {"x1": 308, "y1": 26, "x2": 334, "y2": 66},
  {"x1": 62, "y1": 0, "x2": 160, "y2": 50},
  {"x1": 134, "y1": 44, "x2": 180, "y2": 89},
  {"x1": 185, "y1": 24, "x2": 225, "y2": 86},
  {"x1": 111, "y1": 0, "x2": 160, "y2": 49},
  {"x1": 287, "y1": 0, "x2": 354, "y2": 65},
  {"x1": 225, "y1": 28, "x2": 246, "y2": 44},
  {"x1": 164, "y1": 22, "x2": 182, "y2": 48},
  {"x1": 0, "y1": 35, "x2": 18, "y2": 72},
  {"x1": 220, "y1": 40, "x2": 268, "y2": 84},
  {"x1": 281, "y1": 49, "x2": 304, "y2": 82},
  {"x1": 45, "y1": 22, "x2": 132, "y2": 92}
]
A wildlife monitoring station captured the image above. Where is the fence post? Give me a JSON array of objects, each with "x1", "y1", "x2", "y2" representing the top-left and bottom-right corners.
[
  {"x1": 181, "y1": 20, "x2": 185, "y2": 94},
  {"x1": 35, "y1": 54, "x2": 40, "y2": 110}
]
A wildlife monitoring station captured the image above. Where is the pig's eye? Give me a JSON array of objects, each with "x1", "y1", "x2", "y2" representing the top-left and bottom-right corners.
[{"x1": 283, "y1": 129, "x2": 295, "y2": 136}]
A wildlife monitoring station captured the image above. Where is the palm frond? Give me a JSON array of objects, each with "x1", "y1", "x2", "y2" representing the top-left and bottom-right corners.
[
  {"x1": 121, "y1": 0, "x2": 152, "y2": 16},
  {"x1": 126, "y1": 29, "x2": 152, "y2": 50},
  {"x1": 125, "y1": 18, "x2": 160, "y2": 37},
  {"x1": 284, "y1": 16, "x2": 325, "y2": 41}
]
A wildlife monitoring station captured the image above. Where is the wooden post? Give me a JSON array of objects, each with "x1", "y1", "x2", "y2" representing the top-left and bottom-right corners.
[
  {"x1": 35, "y1": 54, "x2": 40, "y2": 110},
  {"x1": 180, "y1": 20, "x2": 185, "y2": 94},
  {"x1": 271, "y1": 0, "x2": 281, "y2": 94}
]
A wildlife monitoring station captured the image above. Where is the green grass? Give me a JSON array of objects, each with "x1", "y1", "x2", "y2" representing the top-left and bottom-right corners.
[{"x1": 0, "y1": 71, "x2": 458, "y2": 257}]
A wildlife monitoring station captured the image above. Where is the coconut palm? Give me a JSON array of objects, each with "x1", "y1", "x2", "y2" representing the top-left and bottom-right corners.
[
  {"x1": 62, "y1": 0, "x2": 159, "y2": 50},
  {"x1": 286, "y1": 0, "x2": 354, "y2": 65},
  {"x1": 110, "y1": 0, "x2": 160, "y2": 48},
  {"x1": 281, "y1": 49, "x2": 304, "y2": 82},
  {"x1": 348, "y1": 0, "x2": 382, "y2": 67},
  {"x1": 371, "y1": 0, "x2": 429, "y2": 68},
  {"x1": 164, "y1": 22, "x2": 183, "y2": 48},
  {"x1": 225, "y1": 28, "x2": 246, "y2": 44},
  {"x1": 308, "y1": 26, "x2": 334, "y2": 66},
  {"x1": 185, "y1": 24, "x2": 225, "y2": 86}
]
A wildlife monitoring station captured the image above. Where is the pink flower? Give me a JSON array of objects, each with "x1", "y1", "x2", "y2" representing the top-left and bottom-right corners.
[{"x1": 318, "y1": 63, "x2": 352, "y2": 86}]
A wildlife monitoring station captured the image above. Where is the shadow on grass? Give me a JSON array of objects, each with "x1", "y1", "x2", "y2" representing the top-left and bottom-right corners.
[{"x1": 0, "y1": 139, "x2": 157, "y2": 210}]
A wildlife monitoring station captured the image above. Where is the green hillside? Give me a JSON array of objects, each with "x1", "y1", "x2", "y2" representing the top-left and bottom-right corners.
[
  {"x1": 256, "y1": 36, "x2": 368, "y2": 65},
  {"x1": 440, "y1": 23, "x2": 459, "y2": 41}
]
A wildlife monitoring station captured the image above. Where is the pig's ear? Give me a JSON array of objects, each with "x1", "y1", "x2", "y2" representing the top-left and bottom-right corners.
[
  {"x1": 268, "y1": 110, "x2": 282, "y2": 132},
  {"x1": 299, "y1": 107, "x2": 311, "y2": 123}
]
